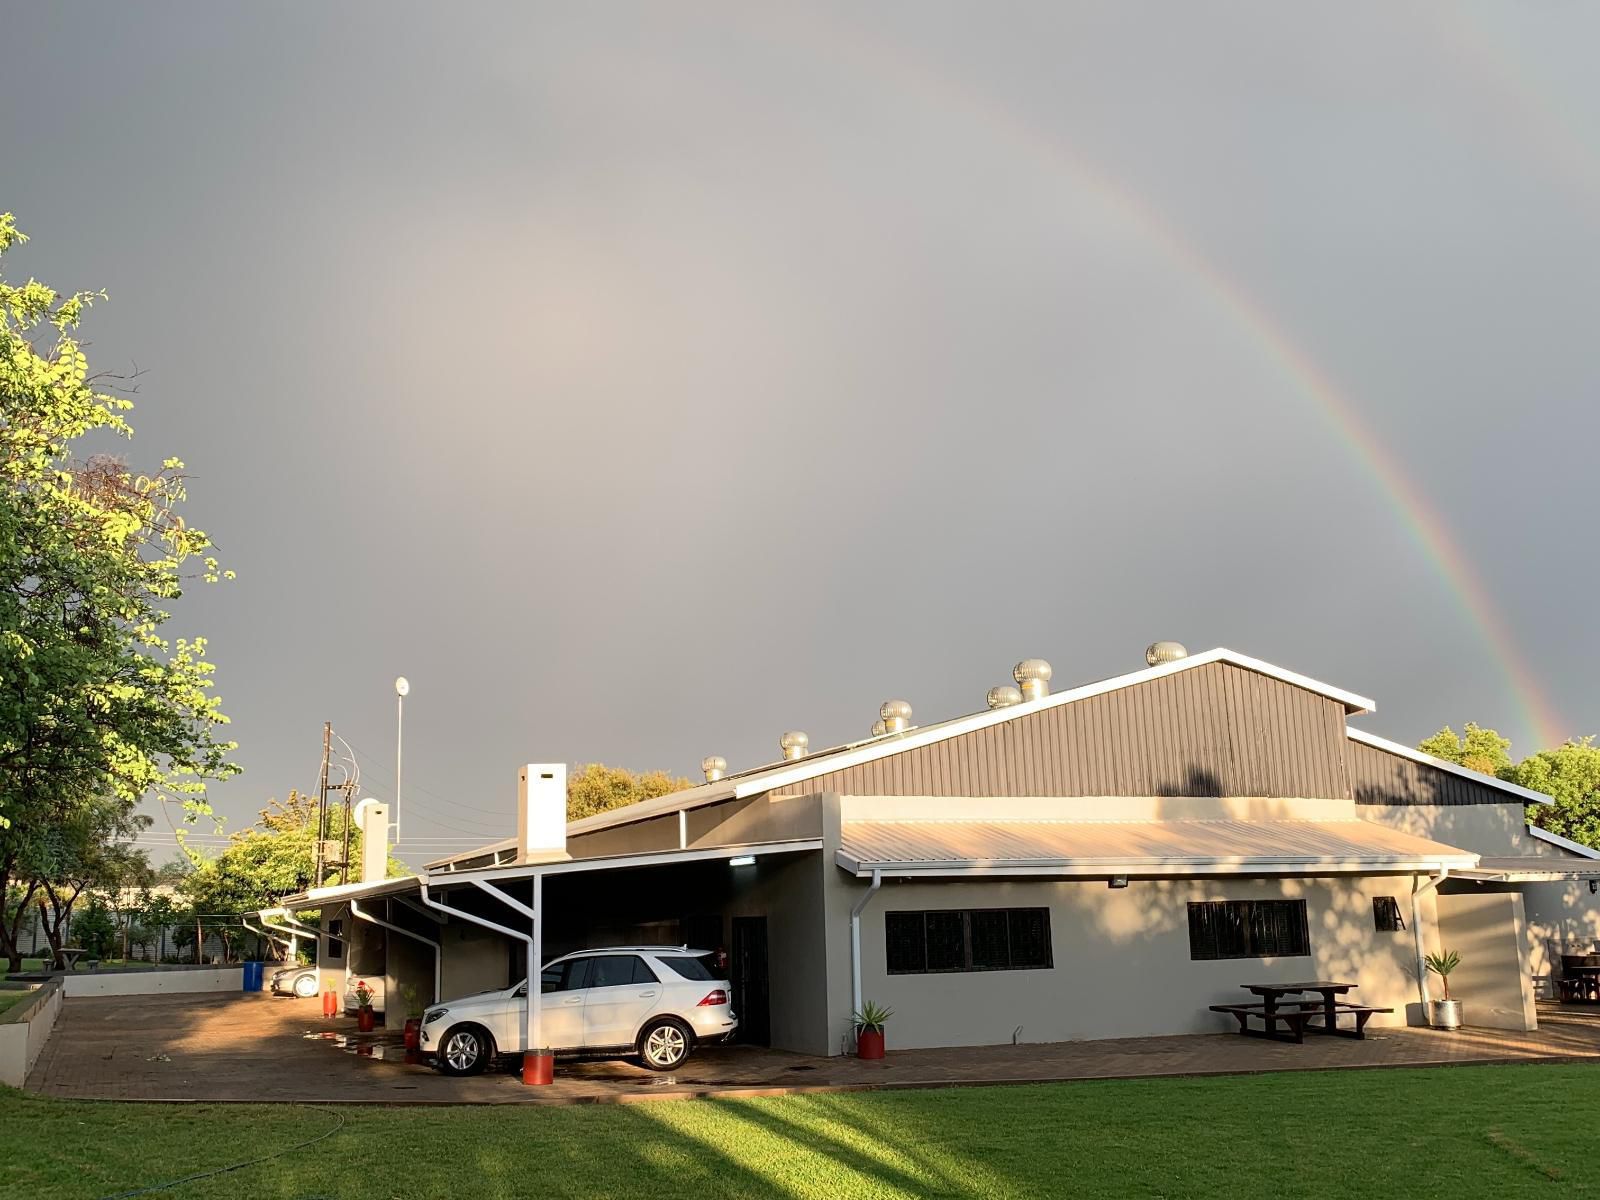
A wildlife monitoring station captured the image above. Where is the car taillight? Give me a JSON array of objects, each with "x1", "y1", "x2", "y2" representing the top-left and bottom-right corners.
[{"x1": 697, "y1": 989, "x2": 728, "y2": 1006}]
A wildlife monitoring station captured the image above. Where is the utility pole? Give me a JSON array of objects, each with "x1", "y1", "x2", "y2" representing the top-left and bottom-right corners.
[
  {"x1": 314, "y1": 723, "x2": 332, "y2": 888},
  {"x1": 394, "y1": 677, "x2": 409, "y2": 849}
]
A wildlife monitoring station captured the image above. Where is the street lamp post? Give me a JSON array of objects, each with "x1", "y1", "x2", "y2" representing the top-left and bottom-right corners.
[{"x1": 394, "y1": 676, "x2": 409, "y2": 846}]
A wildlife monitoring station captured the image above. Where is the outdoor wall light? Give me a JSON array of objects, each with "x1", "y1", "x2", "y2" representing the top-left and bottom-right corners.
[
  {"x1": 728, "y1": 855, "x2": 757, "y2": 868},
  {"x1": 1108, "y1": 876, "x2": 1129, "y2": 889},
  {"x1": 1590, "y1": 879, "x2": 1597, "y2": 895}
]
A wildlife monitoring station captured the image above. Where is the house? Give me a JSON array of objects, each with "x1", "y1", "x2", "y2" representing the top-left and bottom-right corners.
[{"x1": 262, "y1": 644, "x2": 1600, "y2": 1058}]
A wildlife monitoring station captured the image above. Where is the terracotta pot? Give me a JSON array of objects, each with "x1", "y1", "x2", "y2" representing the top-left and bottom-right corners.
[
  {"x1": 857, "y1": 1028, "x2": 885, "y2": 1059},
  {"x1": 403, "y1": 1018, "x2": 422, "y2": 1049},
  {"x1": 523, "y1": 1049, "x2": 555, "y2": 1085},
  {"x1": 357, "y1": 1007, "x2": 375, "y2": 1033}
]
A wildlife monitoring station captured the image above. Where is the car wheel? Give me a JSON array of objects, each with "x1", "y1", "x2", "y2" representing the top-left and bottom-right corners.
[
  {"x1": 293, "y1": 974, "x2": 319, "y2": 998},
  {"x1": 638, "y1": 1017, "x2": 693, "y2": 1071},
  {"x1": 438, "y1": 1026, "x2": 491, "y2": 1076}
]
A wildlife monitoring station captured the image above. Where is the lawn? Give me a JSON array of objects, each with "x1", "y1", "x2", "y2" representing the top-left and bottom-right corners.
[
  {"x1": 0, "y1": 991, "x2": 28, "y2": 1015},
  {"x1": 3, "y1": 1063, "x2": 1596, "y2": 1199}
]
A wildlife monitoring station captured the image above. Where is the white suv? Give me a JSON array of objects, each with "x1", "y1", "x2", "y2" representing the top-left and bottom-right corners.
[{"x1": 420, "y1": 946, "x2": 737, "y2": 1075}]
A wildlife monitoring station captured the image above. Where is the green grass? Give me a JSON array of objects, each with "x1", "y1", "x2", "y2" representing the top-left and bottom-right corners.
[
  {"x1": 0, "y1": 992, "x2": 27, "y2": 1015},
  {"x1": 3, "y1": 1063, "x2": 1597, "y2": 1199}
]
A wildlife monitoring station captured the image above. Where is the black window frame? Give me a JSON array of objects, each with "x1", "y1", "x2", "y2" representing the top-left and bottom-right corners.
[
  {"x1": 1187, "y1": 899, "x2": 1310, "y2": 961},
  {"x1": 885, "y1": 907, "x2": 1054, "y2": 975},
  {"x1": 1373, "y1": 896, "x2": 1406, "y2": 932}
]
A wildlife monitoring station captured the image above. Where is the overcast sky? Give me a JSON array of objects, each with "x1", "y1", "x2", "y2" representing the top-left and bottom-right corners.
[{"x1": 4, "y1": 3, "x2": 1597, "y2": 866}]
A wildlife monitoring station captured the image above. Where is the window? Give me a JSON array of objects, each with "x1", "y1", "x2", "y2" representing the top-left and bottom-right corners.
[
  {"x1": 324, "y1": 939, "x2": 343, "y2": 961},
  {"x1": 1187, "y1": 900, "x2": 1310, "y2": 961},
  {"x1": 588, "y1": 955, "x2": 657, "y2": 988},
  {"x1": 1373, "y1": 896, "x2": 1406, "y2": 932},
  {"x1": 659, "y1": 955, "x2": 717, "y2": 982},
  {"x1": 540, "y1": 957, "x2": 592, "y2": 994},
  {"x1": 885, "y1": 908, "x2": 1054, "y2": 975}
]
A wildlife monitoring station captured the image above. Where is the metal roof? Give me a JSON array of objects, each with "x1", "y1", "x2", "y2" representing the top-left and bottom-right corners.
[
  {"x1": 1346, "y1": 728, "x2": 1553, "y2": 806},
  {"x1": 1455, "y1": 857, "x2": 1600, "y2": 883},
  {"x1": 836, "y1": 817, "x2": 1478, "y2": 877}
]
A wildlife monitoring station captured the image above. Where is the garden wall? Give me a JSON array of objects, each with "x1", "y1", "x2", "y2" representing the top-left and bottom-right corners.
[{"x1": 0, "y1": 980, "x2": 63, "y2": 1087}]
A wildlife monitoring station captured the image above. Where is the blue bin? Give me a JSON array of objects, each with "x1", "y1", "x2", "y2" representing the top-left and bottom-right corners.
[{"x1": 242, "y1": 961, "x2": 264, "y2": 992}]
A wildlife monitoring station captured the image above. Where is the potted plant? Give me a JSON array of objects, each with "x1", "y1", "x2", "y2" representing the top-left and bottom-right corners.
[
  {"x1": 853, "y1": 1001, "x2": 894, "y2": 1060},
  {"x1": 1426, "y1": 950, "x2": 1463, "y2": 1030},
  {"x1": 354, "y1": 979, "x2": 377, "y2": 1032}
]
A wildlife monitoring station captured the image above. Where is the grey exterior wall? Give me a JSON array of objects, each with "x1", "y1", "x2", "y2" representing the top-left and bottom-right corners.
[
  {"x1": 779, "y1": 663, "x2": 1352, "y2": 800},
  {"x1": 724, "y1": 850, "x2": 833, "y2": 1056},
  {"x1": 849, "y1": 872, "x2": 1427, "y2": 1048},
  {"x1": 1360, "y1": 802, "x2": 1534, "y2": 857},
  {"x1": 1434, "y1": 891, "x2": 1538, "y2": 1030}
]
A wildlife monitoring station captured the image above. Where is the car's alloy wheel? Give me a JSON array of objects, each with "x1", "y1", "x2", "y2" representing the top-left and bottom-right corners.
[
  {"x1": 293, "y1": 974, "x2": 318, "y2": 998},
  {"x1": 640, "y1": 1019, "x2": 690, "y2": 1071},
  {"x1": 440, "y1": 1028, "x2": 488, "y2": 1076}
]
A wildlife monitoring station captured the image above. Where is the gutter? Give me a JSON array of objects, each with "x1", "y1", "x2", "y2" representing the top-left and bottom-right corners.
[
  {"x1": 417, "y1": 877, "x2": 545, "y2": 1066},
  {"x1": 848, "y1": 869, "x2": 883, "y2": 1024},
  {"x1": 351, "y1": 898, "x2": 442, "y2": 1005},
  {"x1": 257, "y1": 908, "x2": 318, "y2": 959},
  {"x1": 240, "y1": 917, "x2": 287, "y2": 960},
  {"x1": 1410, "y1": 869, "x2": 1450, "y2": 1008}
]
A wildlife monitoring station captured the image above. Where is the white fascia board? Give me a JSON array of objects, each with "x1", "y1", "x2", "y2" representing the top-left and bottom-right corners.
[
  {"x1": 835, "y1": 849, "x2": 1477, "y2": 878},
  {"x1": 1527, "y1": 824, "x2": 1600, "y2": 859},
  {"x1": 425, "y1": 839, "x2": 823, "y2": 890},
  {"x1": 1347, "y1": 728, "x2": 1554, "y2": 807},
  {"x1": 744, "y1": 649, "x2": 1374, "y2": 799},
  {"x1": 293, "y1": 876, "x2": 423, "y2": 906}
]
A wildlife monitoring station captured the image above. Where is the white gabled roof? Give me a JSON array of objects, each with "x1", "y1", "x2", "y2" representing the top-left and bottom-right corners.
[
  {"x1": 1346, "y1": 728, "x2": 1553, "y2": 807},
  {"x1": 558, "y1": 648, "x2": 1375, "y2": 840}
]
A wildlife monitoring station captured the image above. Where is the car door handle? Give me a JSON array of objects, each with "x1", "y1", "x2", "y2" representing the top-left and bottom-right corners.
[
  {"x1": 562, "y1": 996, "x2": 582, "y2": 1005},
  {"x1": 638, "y1": 990, "x2": 658, "y2": 998}
]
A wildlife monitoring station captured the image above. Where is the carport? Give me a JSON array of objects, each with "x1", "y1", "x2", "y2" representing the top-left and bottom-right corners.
[{"x1": 271, "y1": 837, "x2": 823, "y2": 1083}]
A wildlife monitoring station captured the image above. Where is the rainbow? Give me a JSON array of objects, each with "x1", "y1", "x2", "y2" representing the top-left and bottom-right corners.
[{"x1": 733, "y1": 7, "x2": 1566, "y2": 747}]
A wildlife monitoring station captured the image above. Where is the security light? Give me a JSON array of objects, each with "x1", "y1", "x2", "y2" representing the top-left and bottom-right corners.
[
  {"x1": 1108, "y1": 876, "x2": 1129, "y2": 889},
  {"x1": 728, "y1": 855, "x2": 756, "y2": 868}
]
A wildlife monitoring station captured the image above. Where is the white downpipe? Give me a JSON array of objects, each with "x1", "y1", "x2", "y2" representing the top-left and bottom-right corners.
[
  {"x1": 1411, "y1": 869, "x2": 1450, "y2": 1007},
  {"x1": 417, "y1": 879, "x2": 542, "y2": 1055},
  {"x1": 258, "y1": 908, "x2": 316, "y2": 960},
  {"x1": 350, "y1": 898, "x2": 442, "y2": 1005},
  {"x1": 849, "y1": 869, "x2": 883, "y2": 1021}
]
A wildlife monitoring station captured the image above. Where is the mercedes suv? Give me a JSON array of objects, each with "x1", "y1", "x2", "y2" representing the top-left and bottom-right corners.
[{"x1": 420, "y1": 946, "x2": 737, "y2": 1075}]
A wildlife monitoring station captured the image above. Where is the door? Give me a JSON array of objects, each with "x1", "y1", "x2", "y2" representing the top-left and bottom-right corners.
[
  {"x1": 581, "y1": 954, "x2": 662, "y2": 1048},
  {"x1": 731, "y1": 916, "x2": 770, "y2": 1046},
  {"x1": 525, "y1": 957, "x2": 590, "y2": 1051}
]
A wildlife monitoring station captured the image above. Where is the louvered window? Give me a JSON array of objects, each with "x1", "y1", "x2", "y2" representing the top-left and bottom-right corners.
[
  {"x1": 1373, "y1": 896, "x2": 1406, "y2": 932},
  {"x1": 885, "y1": 908, "x2": 1054, "y2": 975},
  {"x1": 1187, "y1": 900, "x2": 1309, "y2": 960}
]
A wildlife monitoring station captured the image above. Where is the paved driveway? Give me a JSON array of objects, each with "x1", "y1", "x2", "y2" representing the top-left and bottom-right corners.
[{"x1": 26, "y1": 992, "x2": 1600, "y2": 1105}]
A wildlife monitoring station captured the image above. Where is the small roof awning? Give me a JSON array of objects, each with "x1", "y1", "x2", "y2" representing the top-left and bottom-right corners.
[
  {"x1": 268, "y1": 875, "x2": 423, "y2": 913},
  {"x1": 837, "y1": 818, "x2": 1479, "y2": 878},
  {"x1": 1454, "y1": 857, "x2": 1600, "y2": 883}
]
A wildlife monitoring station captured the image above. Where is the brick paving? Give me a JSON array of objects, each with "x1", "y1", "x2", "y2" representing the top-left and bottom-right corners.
[{"x1": 26, "y1": 992, "x2": 1600, "y2": 1106}]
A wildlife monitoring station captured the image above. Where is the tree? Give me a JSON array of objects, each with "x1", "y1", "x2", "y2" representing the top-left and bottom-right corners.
[
  {"x1": 72, "y1": 898, "x2": 116, "y2": 959},
  {"x1": 180, "y1": 790, "x2": 403, "y2": 928},
  {"x1": 566, "y1": 764, "x2": 695, "y2": 821},
  {"x1": 1517, "y1": 738, "x2": 1600, "y2": 851},
  {"x1": 0, "y1": 214, "x2": 239, "y2": 968},
  {"x1": 32, "y1": 796, "x2": 150, "y2": 963},
  {"x1": 1418, "y1": 723, "x2": 1515, "y2": 780}
]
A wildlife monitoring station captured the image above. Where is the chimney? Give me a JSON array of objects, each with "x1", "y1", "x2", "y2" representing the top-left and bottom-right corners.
[
  {"x1": 354, "y1": 798, "x2": 390, "y2": 884},
  {"x1": 518, "y1": 763, "x2": 569, "y2": 861},
  {"x1": 1145, "y1": 641, "x2": 1189, "y2": 666},
  {"x1": 879, "y1": 699, "x2": 913, "y2": 734},
  {"x1": 1013, "y1": 658, "x2": 1053, "y2": 702},
  {"x1": 987, "y1": 685, "x2": 1022, "y2": 709},
  {"x1": 701, "y1": 755, "x2": 727, "y2": 783},
  {"x1": 779, "y1": 731, "x2": 809, "y2": 761}
]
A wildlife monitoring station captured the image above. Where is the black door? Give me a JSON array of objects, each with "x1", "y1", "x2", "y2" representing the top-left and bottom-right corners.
[{"x1": 731, "y1": 916, "x2": 770, "y2": 1047}]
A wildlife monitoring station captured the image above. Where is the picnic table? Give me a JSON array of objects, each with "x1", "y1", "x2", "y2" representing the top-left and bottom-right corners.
[
  {"x1": 1558, "y1": 956, "x2": 1600, "y2": 1003},
  {"x1": 53, "y1": 947, "x2": 87, "y2": 972},
  {"x1": 1210, "y1": 981, "x2": 1392, "y2": 1044}
]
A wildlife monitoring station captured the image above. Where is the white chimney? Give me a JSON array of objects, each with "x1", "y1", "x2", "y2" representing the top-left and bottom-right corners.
[
  {"x1": 353, "y1": 798, "x2": 390, "y2": 884},
  {"x1": 518, "y1": 763, "x2": 568, "y2": 861}
]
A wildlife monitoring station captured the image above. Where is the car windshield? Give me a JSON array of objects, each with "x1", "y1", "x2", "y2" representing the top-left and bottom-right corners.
[{"x1": 657, "y1": 954, "x2": 717, "y2": 981}]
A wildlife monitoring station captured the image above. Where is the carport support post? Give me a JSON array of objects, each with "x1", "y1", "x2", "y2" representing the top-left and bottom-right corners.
[{"x1": 459, "y1": 875, "x2": 549, "y2": 1085}]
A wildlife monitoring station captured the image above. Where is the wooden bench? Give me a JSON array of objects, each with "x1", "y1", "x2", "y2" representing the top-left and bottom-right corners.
[{"x1": 1210, "y1": 1000, "x2": 1392, "y2": 1043}]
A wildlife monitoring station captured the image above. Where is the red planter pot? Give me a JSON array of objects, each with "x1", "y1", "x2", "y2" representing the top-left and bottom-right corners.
[
  {"x1": 857, "y1": 1028, "x2": 885, "y2": 1059},
  {"x1": 356, "y1": 1007, "x2": 376, "y2": 1033},
  {"x1": 522, "y1": 1050, "x2": 555, "y2": 1086},
  {"x1": 403, "y1": 1018, "x2": 422, "y2": 1049}
]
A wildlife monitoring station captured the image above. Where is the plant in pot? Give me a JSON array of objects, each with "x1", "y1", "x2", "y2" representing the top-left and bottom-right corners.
[
  {"x1": 354, "y1": 979, "x2": 377, "y2": 1032},
  {"x1": 1425, "y1": 950, "x2": 1463, "y2": 1030},
  {"x1": 853, "y1": 1001, "x2": 894, "y2": 1060}
]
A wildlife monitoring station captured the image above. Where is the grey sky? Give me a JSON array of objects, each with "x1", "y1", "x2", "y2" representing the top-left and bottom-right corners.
[{"x1": 4, "y1": 3, "x2": 1596, "y2": 865}]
